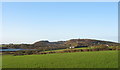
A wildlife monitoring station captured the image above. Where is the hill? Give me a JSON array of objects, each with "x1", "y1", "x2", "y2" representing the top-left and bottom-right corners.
[{"x1": 1, "y1": 39, "x2": 120, "y2": 50}]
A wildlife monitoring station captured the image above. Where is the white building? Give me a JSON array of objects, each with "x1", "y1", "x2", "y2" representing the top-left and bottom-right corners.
[{"x1": 69, "y1": 46, "x2": 75, "y2": 49}]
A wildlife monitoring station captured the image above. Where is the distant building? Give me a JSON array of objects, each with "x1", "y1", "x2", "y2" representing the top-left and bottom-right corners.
[
  {"x1": 106, "y1": 45, "x2": 109, "y2": 47},
  {"x1": 69, "y1": 46, "x2": 88, "y2": 49},
  {"x1": 69, "y1": 46, "x2": 75, "y2": 49}
]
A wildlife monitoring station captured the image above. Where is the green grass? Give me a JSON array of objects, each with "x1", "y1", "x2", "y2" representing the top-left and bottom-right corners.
[
  {"x1": 2, "y1": 50, "x2": 118, "y2": 68},
  {"x1": 44, "y1": 49, "x2": 66, "y2": 52},
  {"x1": 74, "y1": 47, "x2": 91, "y2": 49},
  {"x1": 44, "y1": 47, "x2": 89, "y2": 52}
]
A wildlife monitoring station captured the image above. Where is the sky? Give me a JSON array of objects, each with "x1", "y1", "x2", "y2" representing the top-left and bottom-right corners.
[{"x1": 2, "y1": 2, "x2": 118, "y2": 44}]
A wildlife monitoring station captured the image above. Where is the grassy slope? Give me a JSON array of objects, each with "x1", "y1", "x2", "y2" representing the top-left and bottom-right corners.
[
  {"x1": 2, "y1": 51, "x2": 118, "y2": 68},
  {"x1": 44, "y1": 46, "x2": 116, "y2": 52},
  {"x1": 44, "y1": 47, "x2": 89, "y2": 52}
]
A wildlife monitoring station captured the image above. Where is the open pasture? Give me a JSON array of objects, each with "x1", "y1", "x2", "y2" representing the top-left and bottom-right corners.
[{"x1": 2, "y1": 51, "x2": 118, "y2": 68}]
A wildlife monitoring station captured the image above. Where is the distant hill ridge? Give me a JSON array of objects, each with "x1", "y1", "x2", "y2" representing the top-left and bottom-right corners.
[{"x1": 1, "y1": 39, "x2": 120, "y2": 49}]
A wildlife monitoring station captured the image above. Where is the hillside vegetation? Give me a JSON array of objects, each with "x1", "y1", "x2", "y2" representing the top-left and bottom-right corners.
[{"x1": 1, "y1": 39, "x2": 120, "y2": 50}]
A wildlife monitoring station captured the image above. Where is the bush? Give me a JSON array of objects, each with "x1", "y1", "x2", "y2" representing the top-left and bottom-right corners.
[{"x1": 13, "y1": 51, "x2": 24, "y2": 56}]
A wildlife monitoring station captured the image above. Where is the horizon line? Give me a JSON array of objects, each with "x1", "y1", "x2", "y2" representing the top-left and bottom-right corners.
[{"x1": 1, "y1": 38, "x2": 118, "y2": 44}]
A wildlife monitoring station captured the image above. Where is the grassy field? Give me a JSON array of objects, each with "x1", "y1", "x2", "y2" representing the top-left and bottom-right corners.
[
  {"x1": 44, "y1": 47, "x2": 89, "y2": 52},
  {"x1": 2, "y1": 50, "x2": 118, "y2": 68}
]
